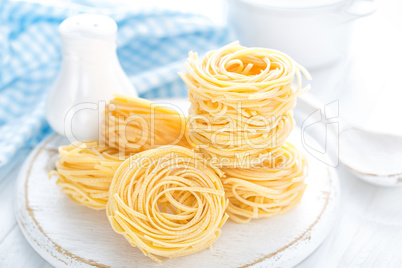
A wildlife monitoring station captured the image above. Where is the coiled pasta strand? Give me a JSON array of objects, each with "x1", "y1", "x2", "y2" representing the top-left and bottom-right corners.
[
  {"x1": 221, "y1": 142, "x2": 307, "y2": 223},
  {"x1": 102, "y1": 95, "x2": 190, "y2": 156},
  {"x1": 51, "y1": 141, "x2": 124, "y2": 210},
  {"x1": 107, "y1": 145, "x2": 228, "y2": 263}
]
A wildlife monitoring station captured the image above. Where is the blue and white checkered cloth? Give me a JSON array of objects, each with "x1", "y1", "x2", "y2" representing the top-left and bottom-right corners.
[{"x1": 0, "y1": 0, "x2": 231, "y2": 167}]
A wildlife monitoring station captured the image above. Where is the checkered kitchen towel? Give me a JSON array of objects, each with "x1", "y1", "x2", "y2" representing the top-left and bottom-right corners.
[{"x1": 0, "y1": 0, "x2": 231, "y2": 167}]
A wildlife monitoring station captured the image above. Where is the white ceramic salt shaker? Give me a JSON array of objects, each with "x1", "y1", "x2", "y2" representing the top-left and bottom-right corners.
[{"x1": 46, "y1": 14, "x2": 137, "y2": 142}]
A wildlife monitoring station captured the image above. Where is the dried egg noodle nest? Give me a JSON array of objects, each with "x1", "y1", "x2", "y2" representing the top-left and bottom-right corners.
[
  {"x1": 50, "y1": 141, "x2": 125, "y2": 210},
  {"x1": 180, "y1": 42, "x2": 311, "y2": 167},
  {"x1": 107, "y1": 146, "x2": 228, "y2": 263},
  {"x1": 221, "y1": 142, "x2": 307, "y2": 223},
  {"x1": 102, "y1": 95, "x2": 190, "y2": 156},
  {"x1": 187, "y1": 109, "x2": 294, "y2": 167}
]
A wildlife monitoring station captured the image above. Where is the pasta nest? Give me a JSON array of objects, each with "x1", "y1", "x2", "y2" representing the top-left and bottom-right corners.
[
  {"x1": 51, "y1": 141, "x2": 124, "y2": 210},
  {"x1": 221, "y1": 142, "x2": 307, "y2": 223},
  {"x1": 102, "y1": 95, "x2": 191, "y2": 155},
  {"x1": 107, "y1": 145, "x2": 228, "y2": 262}
]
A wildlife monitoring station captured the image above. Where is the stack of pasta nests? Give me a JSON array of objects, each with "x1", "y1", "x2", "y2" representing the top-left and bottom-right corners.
[
  {"x1": 51, "y1": 42, "x2": 310, "y2": 262},
  {"x1": 180, "y1": 42, "x2": 310, "y2": 223}
]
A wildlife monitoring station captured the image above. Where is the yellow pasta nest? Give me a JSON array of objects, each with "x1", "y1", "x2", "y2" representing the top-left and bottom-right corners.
[
  {"x1": 51, "y1": 141, "x2": 124, "y2": 210},
  {"x1": 107, "y1": 146, "x2": 228, "y2": 263},
  {"x1": 102, "y1": 95, "x2": 190, "y2": 155},
  {"x1": 221, "y1": 142, "x2": 307, "y2": 223},
  {"x1": 188, "y1": 110, "x2": 295, "y2": 168},
  {"x1": 180, "y1": 42, "x2": 310, "y2": 168}
]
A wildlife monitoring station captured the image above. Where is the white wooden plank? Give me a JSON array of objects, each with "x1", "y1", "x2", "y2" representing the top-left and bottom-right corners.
[
  {"x1": 0, "y1": 226, "x2": 52, "y2": 268},
  {"x1": 0, "y1": 149, "x2": 31, "y2": 241},
  {"x1": 0, "y1": 178, "x2": 18, "y2": 241},
  {"x1": 298, "y1": 162, "x2": 402, "y2": 267},
  {"x1": 0, "y1": 148, "x2": 30, "y2": 186}
]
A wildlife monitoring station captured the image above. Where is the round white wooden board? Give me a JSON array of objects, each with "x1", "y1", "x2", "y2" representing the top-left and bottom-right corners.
[{"x1": 15, "y1": 100, "x2": 339, "y2": 268}]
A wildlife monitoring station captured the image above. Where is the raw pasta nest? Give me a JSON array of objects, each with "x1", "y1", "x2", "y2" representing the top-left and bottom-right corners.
[
  {"x1": 51, "y1": 141, "x2": 124, "y2": 210},
  {"x1": 106, "y1": 145, "x2": 228, "y2": 262},
  {"x1": 102, "y1": 95, "x2": 190, "y2": 155},
  {"x1": 221, "y1": 142, "x2": 307, "y2": 223}
]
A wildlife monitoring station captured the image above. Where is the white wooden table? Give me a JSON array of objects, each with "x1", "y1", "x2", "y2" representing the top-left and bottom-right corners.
[{"x1": 1, "y1": 0, "x2": 402, "y2": 267}]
